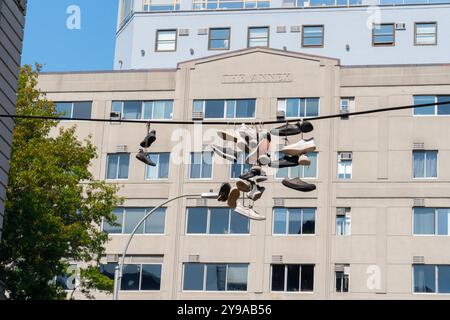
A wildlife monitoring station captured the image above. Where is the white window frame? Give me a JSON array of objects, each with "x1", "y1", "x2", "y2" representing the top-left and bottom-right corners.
[
  {"x1": 275, "y1": 151, "x2": 318, "y2": 180},
  {"x1": 189, "y1": 151, "x2": 214, "y2": 180},
  {"x1": 412, "y1": 150, "x2": 438, "y2": 180},
  {"x1": 412, "y1": 264, "x2": 450, "y2": 295},
  {"x1": 336, "y1": 214, "x2": 351, "y2": 236},
  {"x1": 270, "y1": 264, "x2": 315, "y2": 293},
  {"x1": 102, "y1": 207, "x2": 166, "y2": 235},
  {"x1": 415, "y1": 22, "x2": 437, "y2": 46},
  {"x1": 111, "y1": 263, "x2": 163, "y2": 292},
  {"x1": 248, "y1": 26, "x2": 269, "y2": 48},
  {"x1": 337, "y1": 152, "x2": 352, "y2": 180},
  {"x1": 277, "y1": 98, "x2": 320, "y2": 119},
  {"x1": 185, "y1": 207, "x2": 250, "y2": 235},
  {"x1": 335, "y1": 265, "x2": 350, "y2": 293},
  {"x1": 182, "y1": 263, "x2": 249, "y2": 292},
  {"x1": 339, "y1": 97, "x2": 355, "y2": 113},
  {"x1": 272, "y1": 208, "x2": 316, "y2": 236},
  {"x1": 193, "y1": 99, "x2": 256, "y2": 120},
  {"x1": 145, "y1": 152, "x2": 170, "y2": 180},
  {"x1": 106, "y1": 153, "x2": 130, "y2": 180},
  {"x1": 229, "y1": 152, "x2": 252, "y2": 180},
  {"x1": 56, "y1": 101, "x2": 92, "y2": 120},
  {"x1": 412, "y1": 207, "x2": 450, "y2": 236},
  {"x1": 143, "y1": 0, "x2": 180, "y2": 11},
  {"x1": 112, "y1": 100, "x2": 174, "y2": 120},
  {"x1": 413, "y1": 95, "x2": 450, "y2": 117}
]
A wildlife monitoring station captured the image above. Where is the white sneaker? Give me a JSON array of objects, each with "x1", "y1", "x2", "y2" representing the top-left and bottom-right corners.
[
  {"x1": 237, "y1": 125, "x2": 258, "y2": 148},
  {"x1": 217, "y1": 129, "x2": 239, "y2": 143},
  {"x1": 234, "y1": 204, "x2": 266, "y2": 221},
  {"x1": 281, "y1": 138, "x2": 316, "y2": 156},
  {"x1": 298, "y1": 154, "x2": 311, "y2": 166}
]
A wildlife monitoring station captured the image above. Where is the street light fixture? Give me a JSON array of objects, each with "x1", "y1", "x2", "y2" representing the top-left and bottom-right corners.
[{"x1": 112, "y1": 192, "x2": 218, "y2": 300}]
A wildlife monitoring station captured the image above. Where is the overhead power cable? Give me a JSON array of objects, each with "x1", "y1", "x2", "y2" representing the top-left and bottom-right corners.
[{"x1": 0, "y1": 100, "x2": 448, "y2": 125}]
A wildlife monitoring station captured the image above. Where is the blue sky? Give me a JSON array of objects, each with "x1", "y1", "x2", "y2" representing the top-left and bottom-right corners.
[{"x1": 22, "y1": 0, "x2": 118, "y2": 72}]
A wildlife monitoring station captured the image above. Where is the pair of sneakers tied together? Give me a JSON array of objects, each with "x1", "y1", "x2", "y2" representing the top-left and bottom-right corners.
[
  {"x1": 136, "y1": 129, "x2": 157, "y2": 167},
  {"x1": 216, "y1": 166, "x2": 267, "y2": 221},
  {"x1": 269, "y1": 121, "x2": 317, "y2": 192}
]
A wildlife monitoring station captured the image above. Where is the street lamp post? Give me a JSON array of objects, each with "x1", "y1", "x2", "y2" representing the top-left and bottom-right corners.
[{"x1": 112, "y1": 192, "x2": 218, "y2": 300}]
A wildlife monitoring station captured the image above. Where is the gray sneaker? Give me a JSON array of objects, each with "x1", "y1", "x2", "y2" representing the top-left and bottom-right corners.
[{"x1": 248, "y1": 185, "x2": 265, "y2": 201}]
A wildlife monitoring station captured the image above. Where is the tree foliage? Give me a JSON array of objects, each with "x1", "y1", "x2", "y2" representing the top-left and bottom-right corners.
[{"x1": 0, "y1": 65, "x2": 123, "y2": 300}]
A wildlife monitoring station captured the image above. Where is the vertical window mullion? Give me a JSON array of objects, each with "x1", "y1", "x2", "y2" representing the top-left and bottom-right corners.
[
  {"x1": 116, "y1": 155, "x2": 121, "y2": 179},
  {"x1": 139, "y1": 264, "x2": 143, "y2": 290},
  {"x1": 436, "y1": 265, "x2": 439, "y2": 293},
  {"x1": 206, "y1": 208, "x2": 211, "y2": 234},
  {"x1": 284, "y1": 265, "x2": 288, "y2": 291},
  {"x1": 228, "y1": 209, "x2": 232, "y2": 234},
  {"x1": 122, "y1": 208, "x2": 126, "y2": 234},
  {"x1": 203, "y1": 264, "x2": 207, "y2": 291},
  {"x1": 300, "y1": 209, "x2": 304, "y2": 235},
  {"x1": 71, "y1": 102, "x2": 75, "y2": 118},
  {"x1": 225, "y1": 264, "x2": 229, "y2": 292},
  {"x1": 285, "y1": 209, "x2": 289, "y2": 235},
  {"x1": 299, "y1": 265, "x2": 302, "y2": 292}
]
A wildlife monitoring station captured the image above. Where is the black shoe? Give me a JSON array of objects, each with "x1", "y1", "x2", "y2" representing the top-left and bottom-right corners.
[
  {"x1": 140, "y1": 130, "x2": 156, "y2": 148},
  {"x1": 136, "y1": 149, "x2": 156, "y2": 166},
  {"x1": 300, "y1": 121, "x2": 314, "y2": 133},
  {"x1": 217, "y1": 183, "x2": 232, "y2": 202},
  {"x1": 239, "y1": 166, "x2": 264, "y2": 181},
  {"x1": 211, "y1": 144, "x2": 237, "y2": 162},
  {"x1": 282, "y1": 177, "x2": 316, "y2": 192},
  {"x1": 269, "y1": 154, "x2": 299, "y2": 168},
  {"x1": 270, "y1": 122, "x2": 302, "y2": 136}
]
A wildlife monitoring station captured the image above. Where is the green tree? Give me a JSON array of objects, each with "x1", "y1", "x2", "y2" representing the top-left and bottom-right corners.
[{"x1": 0, "y1": 65, "x2": 123, "y2": 300}]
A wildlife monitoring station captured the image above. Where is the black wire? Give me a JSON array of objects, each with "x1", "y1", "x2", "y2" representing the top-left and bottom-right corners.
[{"x1": 0, "y1": 100, "x2": 447, "y2": 125}]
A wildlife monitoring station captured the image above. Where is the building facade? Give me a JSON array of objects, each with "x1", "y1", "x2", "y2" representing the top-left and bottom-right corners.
[
  {"x1": 39, "y1": 47, "x2": 450, "y2": 299},
  {"x1": 0, "y1": 0, "x2": 27, "y2": 257},
  {"x1": 115, "y1": 0, "x2": 450, "y2": 69}
]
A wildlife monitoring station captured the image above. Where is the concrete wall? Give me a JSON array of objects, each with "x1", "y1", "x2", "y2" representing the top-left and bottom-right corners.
[
  {"x1": 38, "y1": 48, "x2": 450, "y2": 299},
  {"x1": 114, "y1": 4, "x2": 450, "y2": 69}
]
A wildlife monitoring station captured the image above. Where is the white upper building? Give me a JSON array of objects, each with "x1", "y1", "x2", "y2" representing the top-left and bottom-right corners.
[{"x1": 115, "y1": 0, "x2": 450, "y2": 69}]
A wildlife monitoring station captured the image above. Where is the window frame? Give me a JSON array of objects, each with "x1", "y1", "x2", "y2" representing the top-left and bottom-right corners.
[
  {"x1": 193, "y1": 99, "x2": 257, "y2": 120},
  {"x1": 337, "y1": 152, "x2": 352, "y2": 180},
  {"x1": 185, "y1": 207, "x2": 250, "y2": 235},
  {"x1": 208, "y1": 27, "x2": 231, "y2": 51},
  {"x1": 143, "y1": 0, "x2": 180, "y2": 11},
  {"x1": 336, "y1": 214, "x2": 351, "y2": 236},
  {"x1": 372, "y1": 23, "x2": 395, "y2": 47},
  {"x1": 189, "y1": 151, "x2": 214, "y2": 180},
  {"x1": 270, "y1": 264, "x2": 315, "y2": 293},
  {"x1": 112, "y1": 100, "x2": 174, "y2": 120},
  {"x1": 182, "y1": 263, "x2": 249, "y2": 292},
  {"x1": 274, "y1": 151, "x2": 319, "y2": 180},
  {"x1": 106, "y1": 153, "x2": 130, "y2": 180},
  {"x1": 272, "y1": 207, "x2": 317, "y2": 236},
  {"x1": 412, "y1": 207, "x2": 450, "y2": 236},
  {"x1": 335, "y1": 269, "x2": 350, "y2": 293},
  {"x1": 413, "y1": 95, "x2": 450, "y2": 117},
  {"x1": 155, "y1": 29, "x2": 178, "y2": 52},
  {"x1": 101, "y1": 207, "x2": 167, "y2": 235},
  {"x1": 301, "y1": 25, "x2": 324, "y2": 48},
  {"x1": 277, "y1": 98, "x2": 321, "y2": 119},
  {"x1": 247, "y1": 26, "x2": 270, "y2": 48},
  {"x1": 412, "y1": 264, "x2": 450, "y2": 294},
  {"x1": 229, "y1": 152, "x2": 252, "y2": 180},
  {"x1": 145, "y1": 152, "x2": 171, "y2": 180},
  {"x1": 55, "y1": 101, "x2": 92, "y2": 120},
  {"x1": 412, "y1": 150, "x2": 438, "y2": 180},
  {"x1": 414, "y1": 22, "x2": 437, "y2": 46},
  {"x1": 101, "y1": 262, "x2": 163, "y2": 292}
]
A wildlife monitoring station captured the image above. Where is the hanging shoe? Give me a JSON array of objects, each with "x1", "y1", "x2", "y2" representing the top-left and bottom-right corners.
[
  {"x1": 239, "y1": 166, "x2": 266, "y2": 181},
  {"x1": 234, "y1": 203, "x2": 266, "y2": 221},
  {"x1": 282, "y1": 177, "x2": 316, "y2": 192},
  {"x1": 227, "y1": 187, "x2": 240, "y2": 208},
  {"x1": 236, "y1": 136, "x2": 250, "y2": 153},
  {"x1": 237, "y1": 125, "x2": 258, "y2": 148},
  {"x1": 298, "y1": 154, "x2": 311, "y2": 166},
  {"x1": 248, "y1": 185, "x2": 265, "y2": 201},
  {"x1": 140, "y1": 130, "x2": 156, "y2": 148},
  {"x1": 236, "y1": 179, "x2": 253, "y2": 192},
  {"x1": 136, "y1": 149, "x2": 156, "y2": 166},
  {"x1": 217, "y1": 129, "x2": 239, "y2": 143},
  {"x1": 217, "y1": 183, "x2": 232, "y2": 202},
  {"x1": 249, "y1": 175, "x2": 268, "y2": 183},
  {"x1": 211, "y1": 144, "x2": 237, "y2": 162},
  {"x1": 281, "y1": 138, "x2": 316, "y2": 156},
  {"x1": 269, "y1": 154, "x2": 299, "y2": 168},
  {"x1": 300, "y1": 121, "x2": 314, "y2": 133},
  {"x1": 270, "y1": 122, "x2": 302, "y2": 136},
  {"x1": 246, "y1": 130, "x2": 271, "y2": 165}
]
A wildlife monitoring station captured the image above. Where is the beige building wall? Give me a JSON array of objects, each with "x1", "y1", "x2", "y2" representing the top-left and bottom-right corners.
[{"x1": 38, "y1": 48, "x2": 450, "y2": 299}]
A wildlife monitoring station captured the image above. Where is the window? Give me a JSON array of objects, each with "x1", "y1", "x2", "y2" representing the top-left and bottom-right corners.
[
  {"x1": 413, "y1": 265, "x2": 450, "y2": 294},
  {"x1": 340, "y1": 97, "x2": 354, "y2": 114},
  {"x1": 337, "y1": 152, "x2": 352, "y2": 180},
  {"x1": 302, "y1": 25, "x2": 324, "y2": 47},
  {"x1": 277, "y1": 98, "x2": 319, "y2": 118},
  {"x1": 145, "y1": 153, "x2": 170, "y2": 179},
  {"x1": 413, "y1": 95, "x2": 450, "y2": 116},
  {"x1": 230, "y1": 152, "x2": 252, "y2": 179},
  {"x1": 193, "y1": 0, "x2": 270, "y2": 10},
  {"x1": 209, "y1": 28, "x2": 230, "y2": 50},
  {"x1": 248, "y1": 27, "x2": 269, "y2": 47},
  {"x1": 186, "y1": 207, "x2": 249, "y2": 234},
  {"x1": 276, "y1": 152, "x2": 318, "y2": 179},
  {"x1": 335, "y1": 265, "x2": 350, "y2": 293},
  {"x1": 413, "y1": 208, "x2": 450, "y2": 236},
  {"x1": 190, "y1": 152, "x2": 213, "y2": 179},
  {"x1": 415, "y1": 22, "x2": 437, "y2": 46},
  {"x1": 273, "y1": 208, "x2": 316, "y2": 235},
  {"x1": 143, "y1": 0, "x2": 180, "y2": 11},
  {"x1": 336, "y1": 208, "x2": 351, "y2": 236},
  {"x1": 156, "y1": 30, "x2": 177, "y2": 52},
  {"x1": 193, "y1": 99, "x2": 255, "y2": 119},
  {"x1": 101, "y1": 263, "x2": 162, "y2": 291},
  {"x1": 56, "y1": 102, "x2": 92, "y2": 120},
  {"x1": 102, "y1": 207, "x2": 166, "y2": 234},
  {"x1": 413, "y1": 150, "x2": 437, "y2": 179},
  {"x1": 120, "y1": 0, "x2": 133, "y2": 23},
  {"x1": 183, "y1": 263, "x2": 248, "y2": 291},
  {"x1": 112, "y1": 100, "x2": 173, "y2": 120},
  {"x1": 372, "y1": 23, "x2": 395, "y2": 46},
  {"x1": 271, "y1": 264, "x2": 315, "y2": 292},
  {"x1": 106, "y1": 153, "x2": 130, "y2": 180}
]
